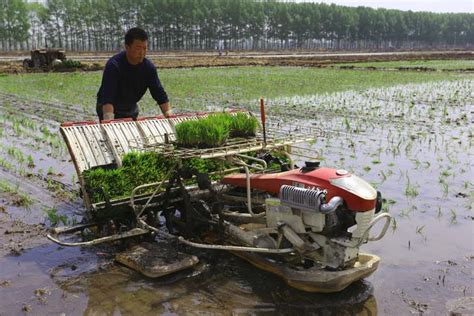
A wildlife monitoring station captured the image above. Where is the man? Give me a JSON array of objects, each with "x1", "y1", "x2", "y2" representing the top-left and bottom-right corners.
[{"x1": 96, "y1": 27, "x2": 172, "y2": 121}]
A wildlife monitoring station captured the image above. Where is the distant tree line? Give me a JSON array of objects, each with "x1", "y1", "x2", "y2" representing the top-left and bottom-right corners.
[{"x1": 0, "y1": 0, "x2": 472, "y2": 51}]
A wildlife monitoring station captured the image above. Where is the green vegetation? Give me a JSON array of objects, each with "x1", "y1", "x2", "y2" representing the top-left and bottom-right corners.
[
  {"x1": 176, "y1": 112, "x2": 259, "y2": 147},
  {"x1": 230, "y1": 112, "x2": 259, "y2": 137},
  {"x1": 43, "y1": 207, "x2": 67, "y2": 227},
  {"x1": 0, "y1": 67, "x2": 470, "y2": 114},
  {"x1": 83, "y1": 150, "x2": 232, "y2": 203},
  {"x1": 181, "y1": 158, "x2": 227, "y2": 180},
  {"x1": 3, "y1": 0, "x2": 472, "y2": 51},
  {"x1": 0, "y1": 180, "x2": 34, "y2": 208},
  {"x1": 176, "y1": 114, "x2": 230, "y2": 148},
  {"x1": 334, "y1": 60, "x2": 474, "y2": 70},
  {"x1": 83, "y1": 152, "x2": 175, "y2": 203}
]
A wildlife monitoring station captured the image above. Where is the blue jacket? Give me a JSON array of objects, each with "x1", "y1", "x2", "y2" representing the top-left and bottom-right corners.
[{"x1": 97, "y1": 51, "x2": 168, "y2": 117}]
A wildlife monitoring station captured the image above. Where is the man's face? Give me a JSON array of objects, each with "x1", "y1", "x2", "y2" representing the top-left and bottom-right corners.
[{"x1": 125, "y1": 39, "x2": 147, "y2": 65}]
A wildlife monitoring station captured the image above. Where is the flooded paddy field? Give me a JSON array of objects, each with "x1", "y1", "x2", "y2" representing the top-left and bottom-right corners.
[{"x1": 0, "y1": 66, "x2": 472, "y2": 314}]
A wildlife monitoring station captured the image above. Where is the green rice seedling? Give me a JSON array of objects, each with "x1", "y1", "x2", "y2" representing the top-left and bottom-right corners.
[
  {"x1": 40, "y1": 125, "x2": 51, "y2": 137},
  {"x1": 449, "y1": 209, "x2": 457, "y2": 224},
  {"x1": 437, "y1": 207, "x2": 442, "y2": 218},
  {"x1": 47, "y1": 178, "x2": 61, "y2": 192},
  {"x1": 47, "y1": 167, "x2": 55, "y2": 175},
  {"x1": 7, "y1": 147, "x2": 25, "y2": 163},
  {"x1": 14, "y1": 192, "x2": 33, "y2": 209},
  {"x1": 176, "y1": 114, "x2": 229, "y2": 148},
  {"x1": 405, "y1": 175, "x2": 419, "y2": 198},
  {"x1": 83, "y1": 167, "x2": 129, "y2": 203},
  {"x1": 416, "y1": 225, "x2": 427, "y2": 240},
  {"x1": 343, "y1": 116, "x2": 351, "y2": 131},
  {"x1": 0, "y1": 157, "x2": 15, "y2": 171},
  {"x1": 176, "y1": 120, "x2": 200, "y2": 147},
  {"x1": 12, "y1": 121, "x2": 22, "y2": 136},
  {"x1": 399, "y1": 208, "x2": 411, "y2": 218},
  {"x1": 441, "y1": 181, "x2": 449, "y2": 198},
  {"x1": 391, "y1": 217, "x2": 397, "y2": 233},
  {"x1": 230, "y1": 113, "x2": 259, "y2": 137},
  {"x1": 379, "y1": 170, "x2": 389, "y2": 183},
  {"x1": 43, "y1": 207, "x2": 67, "y2": 227},
  {"x1": 27, "y1": 155, "x2": 35, "y2": 168},
  {"x1": 411, "y1": 159, "x2": 421, "y2": 169},
  {"x1": 440, "y1": 170, "x2": 450, "y2": 177},
  {"x1": 176, "y1": 112, "x2": 259, "y2": 148},
  {"x1": 18, "y1": 167, "x2": 27, "y2": 177},
  {"x1": 0, "y1": 180, "x2": 15, "y2": 193},
  {"x1": 0, "y1": 180, "x2": 33, "y2": 208},
  {"x1": 198, "y1": 115, "x2": 229, "y2": 147},
  {"x1": 83, "y1": 152, "x2": 177, "y2": 203},
  {"x1": 19, "y1": 117, "x2": 36, "y2": 130},
  {"x1": 416, "y1": 225, "x2": 425, "y2": 234}
]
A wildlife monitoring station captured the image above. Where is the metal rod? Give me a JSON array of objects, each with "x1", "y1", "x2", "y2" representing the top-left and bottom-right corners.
[
  {"x1": 50, "y1": 222, "x2": 97, "y2": 235},
  {"x1": 235, "y1": 153, "x2": 268, "y2": 170},
  {"x1": 177, "y1": 236, "x2": 294, "y2": 254},
  {"x1": 245, "y1": 166, "x2": 254, "y2": 216},
  {"x1": 47, "y1": 228, "x2": 149, "y2": 247},
  {"x1": 260, "y1": 97, "x2": 267, "y2": 146},
  {"x1": 332, "y1": 212, "x2": 392, "y2": 248},
  {"x1": 231, "y1": 157, "x2": 265, "y2": 217},
  {"x1": 132, "y1": 164, "x2": 177, "y2": 217},
  {"x1": 137, "y1": 219, "x2": 289, "y2": 253},
  {"x1": 221, "y1": 211, "x2": 265, "y2": 219}
]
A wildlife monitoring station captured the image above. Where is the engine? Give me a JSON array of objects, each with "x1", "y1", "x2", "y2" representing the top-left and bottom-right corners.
[{"x1": 221, "y1": 163, "x2": 382, "y2": 269}]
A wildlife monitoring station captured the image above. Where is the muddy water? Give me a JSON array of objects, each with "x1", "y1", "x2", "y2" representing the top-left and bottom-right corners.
[
  {"x1": 0, "y1": 244, "x2": 376, "y2": 314},
  {"x1": 268, "y1": 80, "x2": 474, "y2": 314},
  {"x1": 1, "y1": 80, "x2": 473, "y2": 315}
]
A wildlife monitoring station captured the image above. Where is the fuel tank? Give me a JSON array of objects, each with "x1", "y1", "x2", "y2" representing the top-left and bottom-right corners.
[{"x1": 221, "y1": 167, "x2": 377, "y2": 212}]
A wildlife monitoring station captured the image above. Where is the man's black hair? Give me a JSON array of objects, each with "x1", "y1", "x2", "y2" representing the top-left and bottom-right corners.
[{"x1": 125, "y1": 27, "x2": 148, "y2": 46}]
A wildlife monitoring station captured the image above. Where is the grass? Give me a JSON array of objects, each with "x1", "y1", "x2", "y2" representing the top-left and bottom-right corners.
[
  {"x1": 333, "y1": 59, "x2": 474, "y2": 70},
  {"x1": 43, "y1": 206, "x2": 67, "y2": 227},
  {"x1": 0, "y1": 67, "x2": 470, "y2": 112},
  {"x1": 83, "y1": 150, "x2": 231, "y2": 203},
  {"x1": 83, "y1": 151, "x2": 176, "y2": 203},
  {"x1": 0, "y1": 180, "x2": 33, "y2": 208},
  {"x1": 176, "y1": 113, "x2": 231, "y2": 148},
  {"x1": 230, "y1": 112, "x2": 259, "y2": 137},
  {"x1": 176, "y1": 112, "x2": 259, "y2": 147}
]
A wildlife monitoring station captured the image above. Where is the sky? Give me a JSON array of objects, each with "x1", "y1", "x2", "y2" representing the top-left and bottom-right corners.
[{"x1": 296, "y1": 0, "x2": 473, "y2": 13}]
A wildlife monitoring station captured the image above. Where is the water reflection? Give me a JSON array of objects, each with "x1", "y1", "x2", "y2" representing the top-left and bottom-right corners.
[{"x1": 53, "y1": 251, "x2": 377, "y2": 315}]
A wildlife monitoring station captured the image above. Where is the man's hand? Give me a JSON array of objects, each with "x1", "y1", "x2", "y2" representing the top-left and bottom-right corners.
[
  {"x1": 159, "y1": 102, "x2": 172, "y2": 118},
  {"x1": 102, "y1": 103, "x2": 114, "y2": 121},
  {"x1": 103, "y1": 112, "x2": 114, "y2": 120}
]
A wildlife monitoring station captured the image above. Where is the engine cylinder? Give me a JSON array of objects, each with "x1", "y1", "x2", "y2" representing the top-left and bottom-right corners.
[{"x1": 280, "y1": 185, "x2": 325, "y2": 212}]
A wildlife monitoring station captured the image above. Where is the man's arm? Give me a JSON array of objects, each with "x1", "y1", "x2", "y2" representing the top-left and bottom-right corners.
[
  {"x1": 99, "y1": 61, "x2": 119, "y2": 120},
  {"x1": 148, "y1": 64, "x2": 171, "y2": 117}
]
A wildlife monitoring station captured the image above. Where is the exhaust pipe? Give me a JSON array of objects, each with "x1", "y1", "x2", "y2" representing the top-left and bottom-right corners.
[{"x1": 319, "y1": 196, "x2": 343, "y2": 214}]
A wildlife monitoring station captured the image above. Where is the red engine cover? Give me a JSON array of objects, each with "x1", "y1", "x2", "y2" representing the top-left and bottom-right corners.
[{"x1": 221, "y1": 167, "x2": 376, "y2": 212}]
